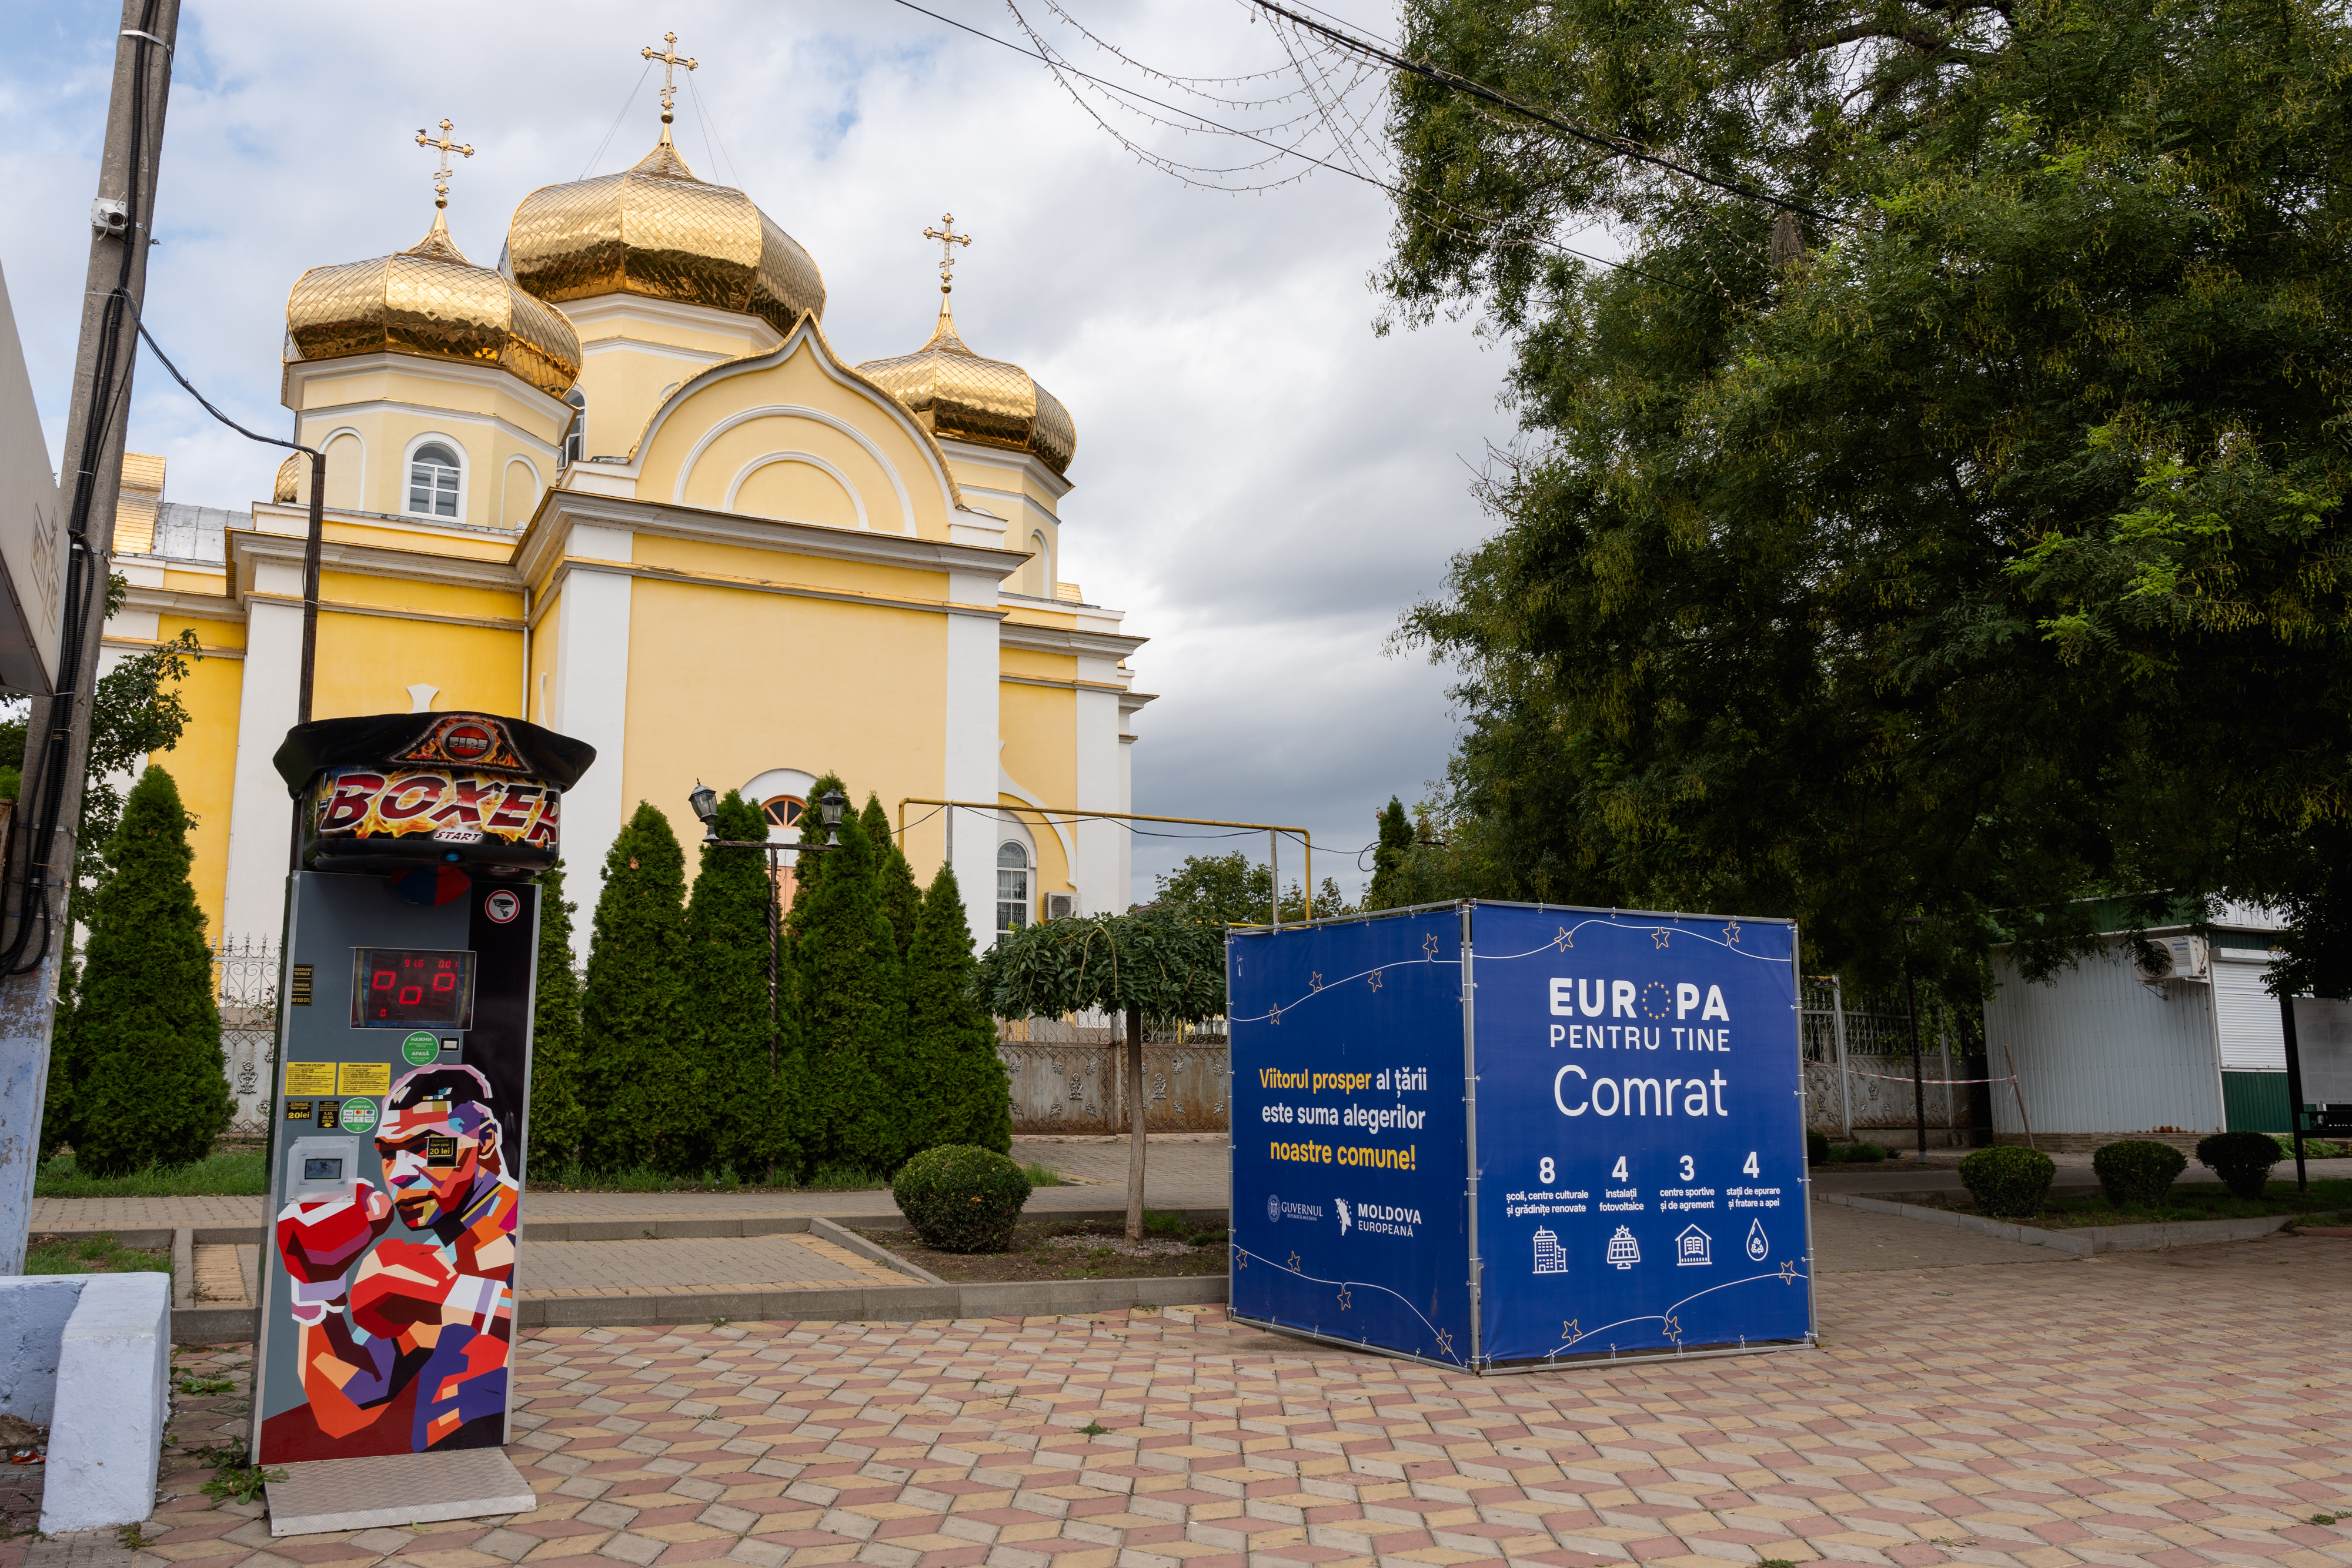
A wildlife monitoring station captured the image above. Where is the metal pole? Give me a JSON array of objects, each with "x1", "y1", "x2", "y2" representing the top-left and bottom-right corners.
[
  {"x1": 1903, "y1": 924, "x2": 1926, "y2": 1159},
  {"x1": 1830, "y1": 974, "x2": 1852, "y2": 1139},
  {"x1": 1939, "y1": 1011, "x2": 1954, "y2": 1141},
  {"x1": 766, "y1": 844, "x2": 780, "y2": 1071},
  {"x1": 297, "y1": 450, "x2": 325, "y2": 722},
  {"x1": 0, "y1": 0, "x2": 179, "y2": 1276},
  {"x1": 1269, "y1": 830, "x2": 1278, "y2": 929},
  {"x1": 1458, "y1": 901, "x2": 1480, "y2": 1368},
  {"x1": 2281, "y1": 991, "x2": 2308, "y2": 1192}
]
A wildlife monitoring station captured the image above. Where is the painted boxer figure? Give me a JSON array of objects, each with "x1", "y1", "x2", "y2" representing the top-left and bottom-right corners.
[{"x1": 265, "y1": 1064, "x2": 517, "y2": 1458}]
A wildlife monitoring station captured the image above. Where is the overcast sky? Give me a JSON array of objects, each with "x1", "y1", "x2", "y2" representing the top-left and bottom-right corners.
[{"x1": 4, "y1": 0, "x2": 1520, "y2": 905}]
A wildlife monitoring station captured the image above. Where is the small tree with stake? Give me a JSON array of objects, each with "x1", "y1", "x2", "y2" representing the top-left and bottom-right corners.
[{"x1": 977, "y1": 906, "x2": 1225, "y2": 1240}]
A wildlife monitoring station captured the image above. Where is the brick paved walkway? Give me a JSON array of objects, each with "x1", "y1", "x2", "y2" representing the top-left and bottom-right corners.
[
  {"x1": 8, "y1": 1229, "x2": 2344, "y2": 1568},
  {"x1": 526, "y1": 1236, "x2": 906, "y2": 1299}
]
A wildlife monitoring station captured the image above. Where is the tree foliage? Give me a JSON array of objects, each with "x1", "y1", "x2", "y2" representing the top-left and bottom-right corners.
[
  {"x1": 795, "y1": 804, "x2": 912, "y2": 1172},
  {"x1": 60, "y1": 765, "x2": 233, "y2": 1174},
  {"x1": 906, "y1": 862, "x2": 1011, "y2": 1152},
  {"x1": 1384, "y1": 0, "x2": 2352, "y2": 996},
  {"x1": 524, "y1": 859, "x2": 586, "y2": 1170},
  {"x1": 1363, "y1": 798, "x2": 1418, "y2": 910},
  {"x1": 676, "y1": 791, "x2": 782, "y2": 1176},
  {"x1": 977, "y1": 905, "x2": 1228, "y2": 1024},
  {"x1": 1151, "y1": 851, "x2": 1349, "y2": 927},
  {"x1": 579, "y1": 803, "x2": 687, "y2": 1170},
  {"x1": 864, "y1": 793, "x2": 923, "y2": 959}
]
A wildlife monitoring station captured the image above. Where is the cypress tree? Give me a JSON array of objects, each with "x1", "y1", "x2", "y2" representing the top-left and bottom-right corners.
[
  {"x1": 784, "y1": 770, "x2": 847, "y2": 947},
  {"x1": 906, "y1": 863, "x2": 1010, "y2": 1153},
  {"x1": 524, "y1": 860, "x2": 586, "y2": 1174},
  {"x1": 792, "y1": 806, "x2": 909, "y2": 1174},
  {"x1": 69, "y1": 765, "x2": 235, "y2": 1176},
  {"x1": 682, "y1": 791, "x2": 789, "y2": 1178},
  {"x1": 864, "y1": 794, "x2": 923, "y2": 958},
  {"x1": 42, "y1": 955, "x2": 82, "y2": 1161},
  {"x1": 579, "y1": 802, "x2": 687, "y2": 1172},
  {"x1": 1365, "y1": 797, "x2": 1415, "y2": 910}
]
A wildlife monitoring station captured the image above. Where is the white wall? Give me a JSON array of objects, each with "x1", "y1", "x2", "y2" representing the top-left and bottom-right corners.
[{"x1": 1984, "y1": 939, "x2": 2225, "y2": 1135}]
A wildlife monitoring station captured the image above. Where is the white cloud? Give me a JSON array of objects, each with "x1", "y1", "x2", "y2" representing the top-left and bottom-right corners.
[{"x1": 1, "y1": 0, "x2": 1513, "y2": 904}]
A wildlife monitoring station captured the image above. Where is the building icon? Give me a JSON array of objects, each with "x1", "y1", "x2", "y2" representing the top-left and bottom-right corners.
[
  {"x1": 1532, "y1": 1229, "x2": 1567, "y2": 1274},
  {"x1": 1676, "y1": 1225, "x2": 1712, "y2": 1266},
  {"x1": 1606, "y1": 1226, "x2": 1641, "y2": 1269}
]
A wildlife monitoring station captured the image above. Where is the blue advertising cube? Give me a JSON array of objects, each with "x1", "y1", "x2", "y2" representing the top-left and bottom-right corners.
[{"x1": 1228, "y1": 901, "x2": 1816, "y2": 1372}]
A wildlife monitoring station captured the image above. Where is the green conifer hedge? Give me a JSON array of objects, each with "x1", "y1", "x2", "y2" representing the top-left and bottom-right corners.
[
  {"x1": 579, "y1": 803, "x2": 686, "y2": 1171},
  {"x1": 866, "y1": 794, "x2": 923, "y2": 959},
  {"x1": 524, "y1": 860, "x2": 586, "y2": 1171},
  {"x1": 66, "y1": 766, "x2": 235, "y2": 1176},
  {"x1": 683, "y1": 791, "x2": 789, "y2": 1176},
  {"x1": 907, "y1": 863, "x2": 1011, "y2": 1152},
  {"x1": 794, "y1": 805, "x2": 910, "y2": 1172}
]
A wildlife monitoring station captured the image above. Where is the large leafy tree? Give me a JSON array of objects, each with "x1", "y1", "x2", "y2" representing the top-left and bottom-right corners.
[
  {"x1": 1384, "y1": 0, "x2": 2352, "y2": 995},
  {"x1": 579, "y1": 803, "x2": 687, "y2": 1171},
  {"x1": 61, "y1": 766, "x2": 234, "y2": 1175},
  {"x1": 1152, "y1": 851, "x2": 1349, "y2": 927},
  {"x1": 977, "y1": 907, "x2": 1225, "y2": 1238}
]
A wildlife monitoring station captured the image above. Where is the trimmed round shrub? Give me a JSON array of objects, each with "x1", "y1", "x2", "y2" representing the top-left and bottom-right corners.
[
  {"x1": 1959, "y1": 1145, "x2": 2056, "y2": 1218},
  {"x1": 2092, "y1": 1139, "x2": 2186, "y2": 1209},
  {"x1": 1807, "y1": 1131, "x2": 1829, "y2": 1165},
  {"x1": 2194, "y1": 1131, "x2": 2279, "y2": 1200},
  {"x1": 892, "y1": 1144, "x2": 1033, "y2": 1253}
]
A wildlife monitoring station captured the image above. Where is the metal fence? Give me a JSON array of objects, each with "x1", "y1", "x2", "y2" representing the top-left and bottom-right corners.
[
  {"x1": 996, "y1": 1012, "x2": 1229, "y2": 1132},
  {"x1": 215, "y1": 938, "x2": 279, "y2": 1138},
  {"x1": 1799, "y1": 974, "x2": 1976, "y2": 1139}
]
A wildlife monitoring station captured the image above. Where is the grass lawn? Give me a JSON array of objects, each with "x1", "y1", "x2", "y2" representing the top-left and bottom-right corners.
[
  {"x1": 35, "y1": 1149, "x2": 265, "y2": 1197},
  {"x1": 1956, "y1": 1178, "x2": 2352, "y2": 1228},
  {"x1": 24, "y1": 1231, "x2": 171, "y2": 1276},
  {"x1": 35, "y1": 1148, "x2": 1075, "y2": 1198}
]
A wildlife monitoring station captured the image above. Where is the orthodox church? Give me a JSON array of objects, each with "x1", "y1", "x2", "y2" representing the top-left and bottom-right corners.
[{"x1": 105, "y1": 73, "x2": 1148, "y2": 959}]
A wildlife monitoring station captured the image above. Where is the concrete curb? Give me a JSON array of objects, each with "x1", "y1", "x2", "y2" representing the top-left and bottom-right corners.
[
  {"x1": 135, "y1": 1205, "x2": 1234, "y2": 1340},
  {"x1": 1813, "y1": 1189, "x2": 2335, "y2": 1253}
]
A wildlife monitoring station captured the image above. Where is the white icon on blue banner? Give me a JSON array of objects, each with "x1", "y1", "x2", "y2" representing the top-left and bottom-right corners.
[
  {"x1": 1606, "y1": 1226, "x2": 1640, "y2": 1269},
  {"x1": 1532, "y1": 1228, "x2": 1566, "y2": 1274},
  {"x1": 1746, "y1": 1218, "x2": 1769, "y2": 1261},
  {"x1": 1676, "y1": 1225, "x2": 1712, "y2": 1266}
]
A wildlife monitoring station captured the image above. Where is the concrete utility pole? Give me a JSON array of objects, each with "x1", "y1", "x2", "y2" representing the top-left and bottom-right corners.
[{"x1": 0, "y1": 0, "x2": 179, "y2": 1274}]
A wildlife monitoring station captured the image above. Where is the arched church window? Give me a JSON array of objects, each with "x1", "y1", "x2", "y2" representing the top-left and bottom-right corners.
[
  {"x1": 407, "y1": 442, "x2": 462, "y2": 519},
  {"x1": 562, "y1": 390, "x2": 586, "y2": 467},
  {"x1": 761, "y1": 795, "x2": 804, "y2": 836},
  {"x1": 996, "y1": 842, "x2": 1031, "y2": 937}
]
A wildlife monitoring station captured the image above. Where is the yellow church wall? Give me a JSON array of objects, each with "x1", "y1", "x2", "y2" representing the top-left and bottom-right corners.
[
  {"x1": 146, "y1": 641, "x2": 245, "y2": 941},
  {"x1": 997, "y1": 681, "x2": 1078, "y2": 892},
  {"x1": 627, "y1": 534, "x2": 951, "y2": 607},
  {"x1": 162, "y1": 567, "x2": 233, "y2": 599},
  {"x1": 290, "y1": 360, "x2": 564, "y2": 531},
  {"x1": 527, "y1": 583, "x2": 560, "y2": 727},
  {"x1": 306, "y1": 613, "x2": 524, "y2": 720},
  {"x1": 315, "y1": 569, "x2": 522, "y2": 626},
  {"x1": 636, "y1": 339, "x2": 953, "y2": 538},
  {"x1": 619, "y1": 578, "x2": 948, "y2": 862},
  {"x1": 999, "y1": 647, "x2": 1077, "y2": 682},
  {"x1": 314, "y1": 517, "x2": 517, "y2": 564},
  {"x1": 573, "y1": 344, "x2": 748, "y2": 461}
]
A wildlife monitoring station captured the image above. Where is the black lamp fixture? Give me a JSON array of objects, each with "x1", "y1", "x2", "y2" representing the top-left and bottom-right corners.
[
  {"x1": 688, "y1": 778, "x2": 721, "y2": 842},
  {"x1": 820, "y1": 788, "x2": 846, "y2": 841}
]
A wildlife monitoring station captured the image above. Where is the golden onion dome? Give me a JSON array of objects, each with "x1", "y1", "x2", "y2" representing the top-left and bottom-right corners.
[
  {"x1": 283, "y1": 213, "x2": 583, "y2": 398},
  {"x1": 503, "y1": 138, "x2": 825, "y2": 333},
  {"x1": 857, "y1": 297, "x2": 1075, "y2": 477}
]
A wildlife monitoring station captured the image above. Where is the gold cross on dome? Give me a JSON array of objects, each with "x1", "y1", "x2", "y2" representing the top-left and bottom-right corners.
[
  {"x1": 925, "y1": 213, "x2": 972, "y2": 293},
  {"x1": 642, "y1": 31, "x2": 699, "y2": 125},
  {"x1": 413, "y1": 119, "x2": 475, "y2": 210}
]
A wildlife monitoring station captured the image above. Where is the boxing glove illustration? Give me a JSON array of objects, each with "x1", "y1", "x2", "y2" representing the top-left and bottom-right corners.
[{"x1": 275, "y1": 1180, "x2": 394, "y2": 1325}]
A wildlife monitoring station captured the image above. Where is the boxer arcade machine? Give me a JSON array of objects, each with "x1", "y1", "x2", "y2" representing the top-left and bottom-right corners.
[{"x1": 252, "y1": 712, "x2": 593, "y2": 1529}]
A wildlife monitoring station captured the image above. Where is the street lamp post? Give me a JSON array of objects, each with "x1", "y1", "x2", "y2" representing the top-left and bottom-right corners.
[{"x1": 689, "y1": 784, "x2": 846, "y2": 1067}]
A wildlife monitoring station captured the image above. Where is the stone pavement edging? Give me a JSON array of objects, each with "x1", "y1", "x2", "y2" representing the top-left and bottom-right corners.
[
  {"x1": 122, "y1": 1207, "x2": 1235, "y2": 1342},
  {"x1": 1814, "y1": 1188, "x2": 2341, "y2": 1253}
]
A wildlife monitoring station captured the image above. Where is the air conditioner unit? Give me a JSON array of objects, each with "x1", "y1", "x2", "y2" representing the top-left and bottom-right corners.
[
  {"x1": 1043, "y1": 892, "x2": 1077, "y2": 921},
  {"x1": 2133, "y1": 934, "x2": 2210, "y2": 985}
]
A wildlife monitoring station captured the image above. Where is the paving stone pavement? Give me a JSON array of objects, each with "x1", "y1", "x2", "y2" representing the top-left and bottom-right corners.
[
  {"x1": 524, "y1": 1236, "x2": 907, "y2": 1298},
  {"x1": 28, "y1": 1141, "x2": 1232, "y2": 1234},
  {"x1": 7, "y1": 1229, "x2": 2344, "y2": 1568}
]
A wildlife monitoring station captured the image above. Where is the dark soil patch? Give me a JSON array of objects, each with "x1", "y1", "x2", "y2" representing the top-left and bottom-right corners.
[{"x1": 856, "y1": 1216, "x2": 1228, "y2": 1283}]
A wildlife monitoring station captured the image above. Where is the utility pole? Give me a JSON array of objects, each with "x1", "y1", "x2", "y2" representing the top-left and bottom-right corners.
[{"x1": 0, "y1": 0, "x2": 179, "y2": 1274}]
